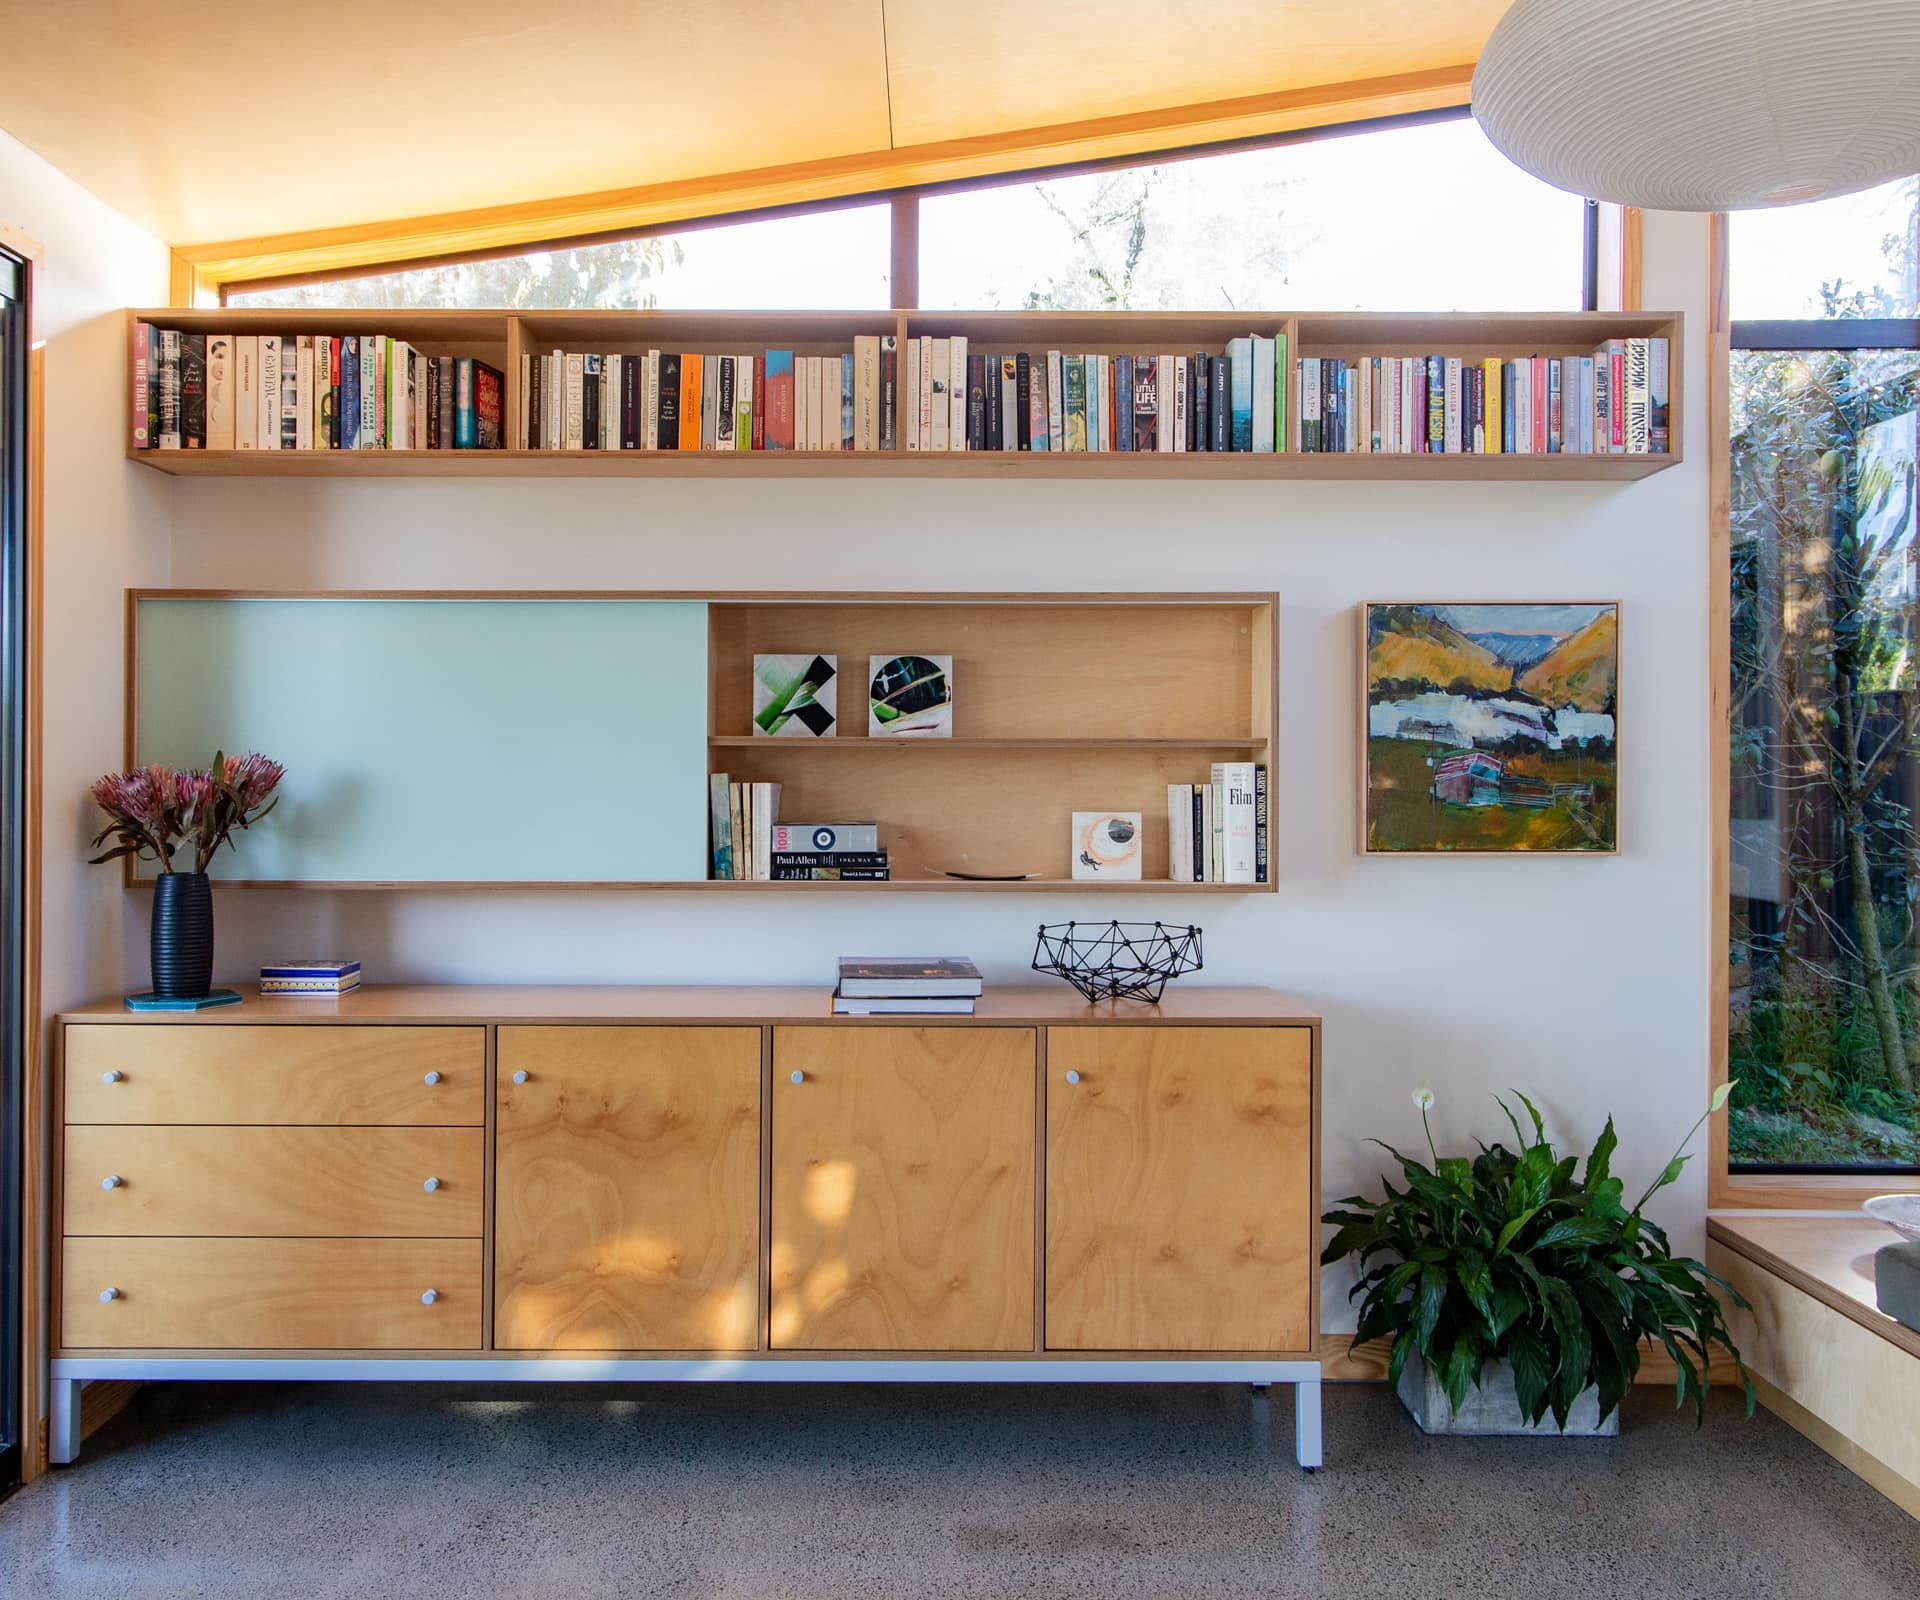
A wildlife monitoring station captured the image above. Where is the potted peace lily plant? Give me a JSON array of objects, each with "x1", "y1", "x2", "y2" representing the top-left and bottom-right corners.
[
  {"x1": 1322, "y1": 1085, "x2": 1754, "y2": 1436},
  {"x1": 89, "y1": 753, "x2": 283, "y2": 1000}
]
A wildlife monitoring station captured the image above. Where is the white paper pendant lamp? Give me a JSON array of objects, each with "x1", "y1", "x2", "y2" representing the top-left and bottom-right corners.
[{"x1": 1472, "y1": 0, "x2": 1920, "y2": 210}]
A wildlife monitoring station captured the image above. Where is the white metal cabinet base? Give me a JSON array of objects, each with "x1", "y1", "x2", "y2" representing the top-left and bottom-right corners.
[{"x1": 49, "y1": 1357, "x2": 1324, "y2": 1470}]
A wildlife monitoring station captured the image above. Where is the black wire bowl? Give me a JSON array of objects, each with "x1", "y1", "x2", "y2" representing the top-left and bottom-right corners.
[{"x1": 1031, "y1": 921, "x2": 1203, "y2": 1005}]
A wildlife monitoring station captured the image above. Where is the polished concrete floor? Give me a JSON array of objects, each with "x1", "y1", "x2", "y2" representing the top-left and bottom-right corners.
[{"x1": 1, "y1": 1380, "x2": 1915, "y2": 1597}]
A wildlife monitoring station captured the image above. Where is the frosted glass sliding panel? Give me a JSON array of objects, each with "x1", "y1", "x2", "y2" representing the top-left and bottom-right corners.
[{"x1": 135, "y1": 598, "x2": 709, "y2": 883}]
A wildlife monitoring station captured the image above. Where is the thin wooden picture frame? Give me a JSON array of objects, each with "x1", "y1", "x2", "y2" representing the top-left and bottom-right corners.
[{"x1": 1358, "y1": 599, "x2": 1622, "y2": 857}]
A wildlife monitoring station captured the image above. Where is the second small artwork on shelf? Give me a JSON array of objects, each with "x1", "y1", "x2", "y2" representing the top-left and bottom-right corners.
[{"x1": 868, "y1": 654, "x2": 954, "y2": 737}]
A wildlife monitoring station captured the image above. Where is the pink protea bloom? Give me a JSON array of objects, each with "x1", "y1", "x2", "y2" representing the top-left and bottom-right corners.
[
  {"x1": 95, "y1": 766, "x2": 168, "y2": 827},
  {"x1": 174, "y1": 772, "x2": 216, "y2": 820},
  {"x1": 225, "y1": 752, "x2": 285, "y2": 810}
]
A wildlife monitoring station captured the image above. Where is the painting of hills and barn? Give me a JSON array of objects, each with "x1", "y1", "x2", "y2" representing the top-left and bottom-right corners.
[{"x1": 1363, "y1": 602, "x2": 1619, "y2": 853}]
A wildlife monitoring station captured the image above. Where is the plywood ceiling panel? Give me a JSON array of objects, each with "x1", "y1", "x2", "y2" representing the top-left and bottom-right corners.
[
  {"x1": 0, "y1": 0, "x2": 894, "y2": 242},
  {"x1": 883, "y1": 0, "x2": 1506, "y2": 147},
  {"x1": 0, "y1": 0, "x2": 1502, "y2": 251}
]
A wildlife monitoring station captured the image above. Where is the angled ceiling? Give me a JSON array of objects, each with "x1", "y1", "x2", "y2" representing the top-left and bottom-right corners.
[{"x1": 0, "y1": 0, "x2": 1505, "y2": 250}]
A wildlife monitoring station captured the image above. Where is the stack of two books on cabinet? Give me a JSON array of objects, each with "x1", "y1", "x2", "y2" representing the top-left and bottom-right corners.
[{"x1": 832, "y1": 957, "x2": 983, "y2": 1015}]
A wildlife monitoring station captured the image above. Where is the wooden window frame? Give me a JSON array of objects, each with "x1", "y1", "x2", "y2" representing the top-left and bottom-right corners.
[
  {"x1": 1708, "y1": 210, "x2": 1920, "y2": 1208},
  {"x1": 206, "y1": 103, "x2": 1631, "y2": 315}
]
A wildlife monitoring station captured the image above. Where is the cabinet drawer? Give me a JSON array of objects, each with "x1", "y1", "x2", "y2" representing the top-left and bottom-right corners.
[
  {"x1": 64, "y1": 1126, "x2": 484, "y2": 1237},
  {"x1": 64, "y1": 1026, "x2": 484, "y2": 1125},
  {"x1": 61, "y1": 1237, "x2": 483, "y2": 1349}
]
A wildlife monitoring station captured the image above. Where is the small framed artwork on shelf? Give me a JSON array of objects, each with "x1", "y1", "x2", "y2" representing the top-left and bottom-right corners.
[
  {"x1": 868, "y1": 653, "x2": 953, "y2": 737},
  {"x1": 1361, "y1": 601, "x2": 1620, "y2": 855},
  {"x1": 1072, "y1": 812, "x2": 1143, "y2": 880},
  {"x1": 753, "y1": 653, "x2": 838, "y2": 737}
]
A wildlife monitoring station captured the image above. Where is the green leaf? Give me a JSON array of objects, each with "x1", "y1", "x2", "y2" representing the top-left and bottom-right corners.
[
  {"x1": 1507, "y1": 1324, "x2": 1552, "y2": 1423},
  {"x1": 1386, "y1": 1329, "x2": 1415, "y2": 1391},
  {"x1": 1455, "y1": 1247, "x2": 1494, "y2": 1326},
  {"x1": 1585, "y1": 1117, "x2": 1617, "y2": 1187},
  {"x1": 1436, "y1": 1157, "x2": 1475, "y2": 1197},
  {"x1": 1414, "y1": 1264, "x2": 1449, "y2": 1354},
  {"x1": 1710, "y1": 1078, "x2": 1737, "y2": 1113},
  {"x1": 1513, "y1": 1090, "x2": 1546, "y2": 1145},
  {"x1": 1534, "y1": 1216, "x2": 1617, "y2": 1251},
  {"x1": 1442, "y1": 1332, "x2": 1480, "y2": 1415}
]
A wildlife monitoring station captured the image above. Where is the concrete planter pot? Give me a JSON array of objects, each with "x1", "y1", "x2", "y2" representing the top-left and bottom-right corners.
[{"x1": 1395, "y1": 1350, "x2": 1620, "y2": 1437}]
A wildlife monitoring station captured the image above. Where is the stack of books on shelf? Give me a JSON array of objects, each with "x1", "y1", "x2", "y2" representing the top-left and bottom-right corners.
[
  {"x1": 1296, "y1": 335, "x2": 1669, "y2": 456},
  {"x1": 1168, "y1": 762, "x2": 1267, "y2": 884},
  {"x1": 520, "y1": 341, "x2": 900, "y2": 451},
  {"x1": 832, "y1": 956, "x2": 983, "y2": 1015},
  {"x1": 258, "y1": 959, "x2": 362, "y2": 997},
  {"x1": 129, "y1": 324, "x2": 503, "y2": 451},
  {"x1": 917, "y1": 334, "x2": 1289, "y2": 453},
  {"x1": 709, "y1": 776, "x2": 888, "y2": 880}
]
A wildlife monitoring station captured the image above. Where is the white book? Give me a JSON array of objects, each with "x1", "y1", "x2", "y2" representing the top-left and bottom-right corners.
[
  {"x1": 794, "y1": 356, "x2": 811, "y2": 452},
  {"x1": 906, "y1": 336, "x2": 921, "y2": 449},
  {"x1": 750, "y1": 781, "x2": 781, "y2": 881},
  {"x1": 1029, "y1": 356, "x2": 1048, "y2": 451},
  {"x1": 702, "y1": 354, "x2": 720, "y2": 449},
  {"x1": 233, "y1": 336, "x2": 258, "y2": 450},
  {"x1": 918, "y1": 335, "x2": 933, "y2": 450},
  {"x1": 735, "y1": 354, "x2": 753, "y2": 451},
  {"x1": 414, "y1": 351, "x2": 429, "y2": 450},
  {"x1": 293, "y1": 336, "x2": 314, "y2": 450},
  {"x1": 1167, "y1": 784, "x2": 1190, "y2": 883},
  {"x1": 1359, "y1": 358, "x2": 1374, "y2": 453},
  {"x1": 605, "y1": 354, "x2": 622, "y2": 449},
  {"x1": 206, "y1": 333, "x2": 235, "y2": 450},
  {"x1": 949, "y1": 336, "x2": 968, "y2": 450},
  {"x1": 930, "y1": 338, "x2": 950, "y2": 451},
  {"x1": 856, "y1": 335, "x2": 880, "y2": 450},
  {"x1": 516, "y1": 353, "x2": 530, "y2": 448},
  {"x1": 1251, "y1": 335, "x2": 1276, "y2": 452},
  {"x1": 387, "y1": 341, "x2": 410, "y2": 450},
  {"x1": 564, "y1": 352, "x2": 584, "y2": 449},
  {"x1": 813, "y1": 357, "x2": 829, "y2": 451},
  {"x1": 1157, "y1": 354, "x2": 1176, "y2": 452},
  {"x1": 1173, "y1": 357, "x2": 1188, "y2": 452},
  {"x1": 546, "y1": 351, "x2": 562, "y2": 450},
  {"x1": 257, "y1": 335, "x2": 280, "y2": 450},
  {"x1": 1515, "y1": 362, "x2": 1533, "y2": 455},
  {"x1": 358, "y1": 336, "x2": 379, "y2": 448},
  {"x1": 1213, "y1": 761, "x2": 1258, "y2": 884},
  {"x1": 1046, "y1": 351, "x2": 1065, "y2": 452},
  {"x1": 644, "y1": 350, "x2": 660, "y2": 449},
  {"x1": 1444, "y1": 357, "x2": 1462, "y2": 453},
  {"x1": 1085, "y1": 356, "x2": 1100, "y2": 452}
]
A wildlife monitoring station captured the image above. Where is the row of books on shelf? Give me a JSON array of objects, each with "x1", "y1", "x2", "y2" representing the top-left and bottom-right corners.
[
  {"x1": 1170, "y1": 764, "x2": 1268, "y2": 884},
  {"x1": 1297, "y1": 337, "x2": 1670, "y2": 455},
  {"x1": 833, "y1": 956, "x2": 982, "y2": 1015},
  {"x1": 130, "y1": 325, "x2": 505, "y2": 451},
  {"x1": 514, "y1": 332, "x2": 1296, "y2": 454},
  {"x1": 708, "y1": 777, "x2": 888, "y2": 880}
]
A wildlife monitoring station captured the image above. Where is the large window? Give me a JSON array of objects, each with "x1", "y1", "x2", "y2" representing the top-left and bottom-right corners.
[
  {"x1": 225, "y1": 115, "x2": 1590, "y2": 313},
  {"x1": 1727, "y1": 179, "x2": 1920, "y2": 1174},
  {"x1": 919, "y1": 116, "x2": 1589, "y2": 312},
  {"x1": 227, "y1": 203, "x2": 893, "y2": 312}
]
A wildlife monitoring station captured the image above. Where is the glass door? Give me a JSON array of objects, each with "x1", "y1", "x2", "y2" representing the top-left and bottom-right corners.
[{"x1": 0, "y1": 243, "x2": 27, "y2": 1490}]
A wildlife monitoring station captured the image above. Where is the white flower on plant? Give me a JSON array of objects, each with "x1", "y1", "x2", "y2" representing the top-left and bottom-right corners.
[{"x1": 1412, "y1": 1087, "x2": 1435, "y2": 1111}]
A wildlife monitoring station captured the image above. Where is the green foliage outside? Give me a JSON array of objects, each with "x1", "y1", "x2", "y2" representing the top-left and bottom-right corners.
[{"x1": 1728, "y1": 234, "x2": 1920, "y2": 1169}]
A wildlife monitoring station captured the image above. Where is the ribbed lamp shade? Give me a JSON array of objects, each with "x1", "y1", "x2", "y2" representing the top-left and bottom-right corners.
[{"x1": 1472, "y1": 0, "x2": 1920, "y2": 210}]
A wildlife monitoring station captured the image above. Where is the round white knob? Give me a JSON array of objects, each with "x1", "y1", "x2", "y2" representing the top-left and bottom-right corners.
[
  {"x1": 423, "y1": 1071, "x2": 441, "y2": 1086},
  {"x1": 789, "y1": 1070, "x2": 805, "y2": 1085},
  {"x1": 423, "y1": 1176, "x2": 441, "y2": 1193},
  {"x1": 512, "y1": 1070, "x2": 529, "y2": 1085},
  {"x1": 101, "y1": 1174, "x2": 123, "y2": 1190},
  {"x1": 102, "y1": 1070, "x2": 123, "y2": 1085},
  {"x1": 1065, "y1": 1070, "x2": 1081, "y2": 1085},
  {"x1": 99, "y1": 1287, "x2": 120, "y2": 1303},
  {"x1": 421, "y1": 1289, "x2": 439, "y2": 1306}
]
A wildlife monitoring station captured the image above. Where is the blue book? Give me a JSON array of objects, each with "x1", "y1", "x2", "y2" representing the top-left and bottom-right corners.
[
  {"x1": 840, "y1": 353, "x2": 855, "y2": 450},
  {"x1": 1504, "y1": 363, "x2": 1518, "y2": 453},
  {"x1": 765, "y1": 351, "x2": 793, "y2": 448},
  {"x1": 261, "y1": 960, "x2": 361, "y2": 980},
  {"x1": 340, "y1": 334, "x2": 360, "y2": 451},
  {"x1": 1227, "y1": 336, "x2": 1253, "y2": 451},
  {"x1": 1425, "y1": 355, "x2": 1445, "y2": 452},
  {"x1": 1210, "y1": 355, "x2": 1230, "y2": 451},
  {"x1": 455, "y1": 357, "x2": 477, "y2": 449},
  {"x1": 1114, "y1": 355, "x2": 1133, "y2": 452}
]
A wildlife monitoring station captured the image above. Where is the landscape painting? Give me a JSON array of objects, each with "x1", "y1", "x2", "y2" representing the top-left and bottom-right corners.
[{"x1": 1363, "y1": 602, "x2": 1619, "y2": 854}]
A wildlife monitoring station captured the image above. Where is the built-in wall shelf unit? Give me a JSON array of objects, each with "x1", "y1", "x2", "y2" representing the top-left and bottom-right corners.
[
  {"x1": 129, "y1": 590, "x2": 1276, "y2": 893},
  {"x1": 126, "y1": 308, "x2": 1683, "y2": 480}
]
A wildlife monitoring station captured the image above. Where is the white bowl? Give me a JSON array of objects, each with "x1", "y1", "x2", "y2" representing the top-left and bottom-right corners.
[{"x1": 1863, "y1": 1194, "x2": 1920, "y2": 1241}]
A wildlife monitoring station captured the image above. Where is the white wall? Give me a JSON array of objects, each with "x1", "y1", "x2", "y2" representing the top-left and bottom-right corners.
[
  {"x1": 1, "y1": 130, "x2": 171, "y2": 1032},
  {"x1": 159, "y1": 215, "x2": 1714, "y2": 1322}
]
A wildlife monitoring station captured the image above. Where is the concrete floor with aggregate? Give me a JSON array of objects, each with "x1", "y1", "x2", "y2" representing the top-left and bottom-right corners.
[{"x1": 1, "y1": 1380, "x2": 1915, "y2": 1597}]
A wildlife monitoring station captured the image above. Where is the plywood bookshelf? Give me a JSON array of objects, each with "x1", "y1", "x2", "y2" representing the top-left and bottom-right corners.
[
  {"x1": 705, "y1": 595, "x2": 1277, "y2": 891},
  {"x1": 123, "y1": 308, "x2": 1683, "y2": 479}
]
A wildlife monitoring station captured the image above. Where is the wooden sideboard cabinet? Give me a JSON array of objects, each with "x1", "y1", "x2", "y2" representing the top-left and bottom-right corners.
[{"x1": 50, "y1": 985, "x2": 1323, "y2": 1467}]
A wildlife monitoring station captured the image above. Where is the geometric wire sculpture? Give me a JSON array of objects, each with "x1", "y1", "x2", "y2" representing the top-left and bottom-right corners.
[{"x1": 1031, "y1": 920, "x2": 1203, "y2": 1005}]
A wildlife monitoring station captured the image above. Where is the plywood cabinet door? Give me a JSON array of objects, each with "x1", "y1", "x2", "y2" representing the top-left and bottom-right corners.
[
  {"x1": 1046, "y1": 1027, "x2": 1313, "y2": 1353},
  {"x1": 770, "y1": 1027, "x2": 1036, "y2": 1352},
  {"x1": 494, "y1": 1026, "x2": 761, "y2": 1351}
]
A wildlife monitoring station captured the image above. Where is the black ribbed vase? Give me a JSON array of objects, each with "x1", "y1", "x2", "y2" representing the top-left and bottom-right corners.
[{"x1": 150, "y1": 870, "x2": 214, "y2": 999}]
